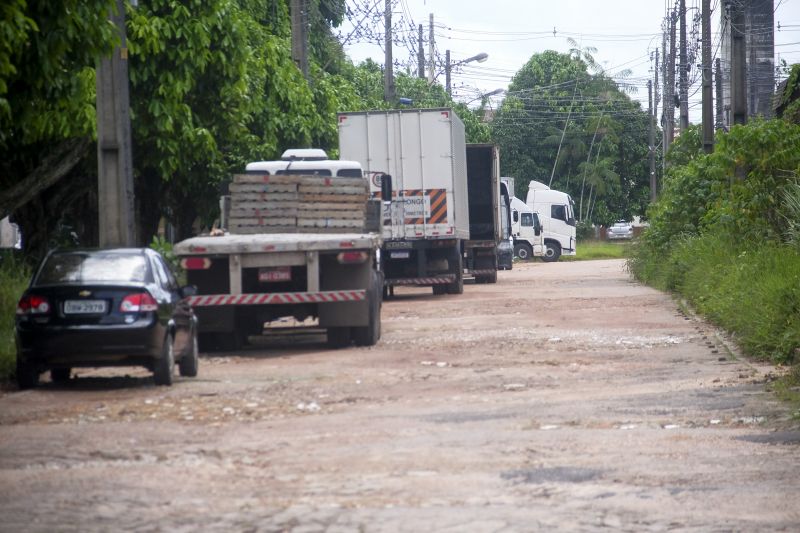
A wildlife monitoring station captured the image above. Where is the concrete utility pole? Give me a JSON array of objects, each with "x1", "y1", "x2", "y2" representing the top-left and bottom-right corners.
[
  {"x1": 665, "y1": 10, "x2": 676, "y2": 154},
  {"x1": 679, "y1": 0, "x2": 689, "y2": 132},
  {"x1": 702, "y1": 0, "x2": 714, "y2": 153},
  {"x1": 730, "y1": 0, "x2": 747, "y2": 126},
  {"x1": 649, "y1": 80, "x2": 656, "y2": 202},
  {"x1": 384, "y1": 0, "x2": 395, "y2": 102},
  {"x1": 428, "y1": 13, "x2": 435, "y2": 84},
  {"x1": 715, "y1": 58, "x2": 724, "y2": 129},
  {"x1": 291, "y1": 0, "x2": 309, "y2": 79},
  {"x1": 662, "y1": 24, "x2": 668, "y2": 172},
  {"x1": 445, "y1": 50, "x2": 451, "y2": 96},
  {"x1": 96, "y1": 0, "x2": 135, "y2": 247},
  {"x1": 418, "y1": 24, "x2": 425, "y2": 78}
]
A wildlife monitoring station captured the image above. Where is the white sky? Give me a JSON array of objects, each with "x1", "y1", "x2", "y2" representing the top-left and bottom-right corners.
[{"x1": 340, "y1": 0, "x2": 800, "y2": 122}]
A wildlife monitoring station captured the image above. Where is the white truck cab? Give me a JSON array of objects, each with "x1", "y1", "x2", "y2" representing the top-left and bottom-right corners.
[
  {"x1": 526, "y1": 180, "x2": 576, "y2": 262},
  {"x1": 509, "y1": 196, "x2": 544, "y2": 260}
]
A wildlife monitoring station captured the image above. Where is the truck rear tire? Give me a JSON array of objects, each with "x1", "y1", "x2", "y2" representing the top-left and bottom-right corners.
[
  {"x1": 542, "y1": 242, "x2": 561, "y2": 262},
  {"x1": 515, "y1": 243, "x2": 533, "y2": 260},
  {"x1": 353, "y1": 275, "x2": 382, "y2": 347},
  {"x1": 327, "y1": 327, "x2": 351, "y2": 348},
  {"x1": 446, "y1": 247, "x2": 464, "y2": 295}
]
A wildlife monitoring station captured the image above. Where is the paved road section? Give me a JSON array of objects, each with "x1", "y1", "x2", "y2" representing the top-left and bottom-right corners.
[{"x1": 1, "y1": 259, "x2": 798, "y2": 531}]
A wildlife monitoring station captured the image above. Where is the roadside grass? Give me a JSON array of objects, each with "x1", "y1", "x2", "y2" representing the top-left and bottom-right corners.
[
  {"x1": 562, "y1": 239, "x2": 632, "y2": 261},
  {"x1": 629, "y1": 232, "x2": 800, "y2": 365},
  {"x1": 0, "y1": 253, "x2": 30, "y2": 382}
]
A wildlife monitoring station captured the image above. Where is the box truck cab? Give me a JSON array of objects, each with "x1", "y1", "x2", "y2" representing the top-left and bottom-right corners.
[
  {"x1": 526, "y1": 180, "x2": 576, "y2": 262},
  {"x1": 509, "y1": 196, "x2": 544, "y2": 260}
]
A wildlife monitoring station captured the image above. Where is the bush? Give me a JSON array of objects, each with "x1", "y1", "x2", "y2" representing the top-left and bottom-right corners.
[
  {"x1": 629, "y1": 118, "x2": 800, "y2": 364},
  {"x1": 0, "y1": 252, "x2": 31, "y2": 382}
]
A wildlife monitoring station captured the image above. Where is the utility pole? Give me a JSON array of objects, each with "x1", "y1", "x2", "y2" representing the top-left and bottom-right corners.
[
  {"x1": 662, "y1": 22, "x2": 667, "y2": 172},
  {"x1": 701, "y1": 0, "x2": 713, "y2": 153},
  {"x1": 384, "y1": 0, "x2": 395, "y2": 102},
  {"x1": 679, "y1": 0, "x2": 689, "y2": 132},
  {"x1": 445, "y1": 50, "x2": 451, "y2": 96},
  {"x1": 730, "y1": 0, "x2": 747, "y2": 126},
  {"x1": 427, "y1": 13, "x2": 435, "y2": 84},
  {"x1": 665, "y1": 10, "x2": 676, "y2": 153},
  {"x1": 418, "y1": 24, "x2": 424, "y2": 78},
  {"x1": 291, "y1": 0, "x2": 309, "y2": 79},
  {"x1": 715, "y1": 58, "x2": 723, "y2": 130},
  {"x1": 649, "y1": 80, "x2": 656, "y2": 202},
  {"x1": 96, "y1": 0, "x2": 135, "y2": 247},
  {"x1": 654, "y1": 49, "x2": 660, "y2": 128}
]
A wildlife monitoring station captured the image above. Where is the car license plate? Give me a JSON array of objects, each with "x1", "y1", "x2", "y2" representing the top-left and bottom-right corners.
[
  {"x1": 259, "y1": 266, "x2": 291, "y2": 282},
  {"x1": 64, "y1": 299, "x2": 107, "y2": 314},
  {"x1": 390, "y1": 251, "x2": 410, "y2": 259}
]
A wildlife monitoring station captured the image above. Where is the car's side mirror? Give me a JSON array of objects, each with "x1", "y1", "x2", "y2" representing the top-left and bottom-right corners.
[
  {"x1": 180, "y1": 285, "x2": 197, "y2": 298},
  {"x1": 381, "y1": 174, "x2": 393, "y2": 203}
]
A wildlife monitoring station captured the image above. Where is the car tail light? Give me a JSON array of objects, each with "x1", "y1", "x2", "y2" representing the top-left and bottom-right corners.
[
  {"x1": 16, "y1": 295, "x2": 51, "y2": 315},
  {"x1": 337, "y1": 251, "x2": 368, "y2": 264},
  {"x1": 120, "y1": 292, "x2": 158, "y2": 313}
]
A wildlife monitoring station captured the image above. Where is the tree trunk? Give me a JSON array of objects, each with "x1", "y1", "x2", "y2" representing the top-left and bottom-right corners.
[{"x1": 0, "y1": 137, "x2": 91, "y2": 220}]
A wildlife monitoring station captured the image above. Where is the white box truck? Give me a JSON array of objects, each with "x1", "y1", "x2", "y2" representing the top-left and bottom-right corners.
[
  {"x1": 526, "y1": 180, "x2": 577, "y2": 262},
  {"x1": 338, "y1": 108, "x2": 469, "y2": 295},
  {"x1": 173, "y1": 150, "x2": 385, "y2": 351}
]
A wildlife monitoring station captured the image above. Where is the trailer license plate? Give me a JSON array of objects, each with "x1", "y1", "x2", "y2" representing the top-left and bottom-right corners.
[
  {"x1": 390, "y1": 251, "x2": 410, "y2": 259},
  {"x1": 64, "y1": 300, "x2": 107, "y2": 314},
  {"x1": 259, "y1": 267, "x2": 291, "y2": 282}
]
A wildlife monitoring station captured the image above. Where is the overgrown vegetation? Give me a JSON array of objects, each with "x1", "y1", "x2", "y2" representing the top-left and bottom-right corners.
[
  {"x1": 629, "y1": 118, "x2": 800, "y2": 367},
  {"x1": 0, "y1": 254, "x2": 31, "y2": 382}
]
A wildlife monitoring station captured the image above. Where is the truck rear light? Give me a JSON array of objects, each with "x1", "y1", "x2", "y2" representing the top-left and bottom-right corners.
[
  {"x1": 337, "y1": 251, "x2": 368, "y2": 264},
  {"x1": 181, "y1": 257, "x2": 211, "y2": 270},
  {"x1": 120, "y1": 293, "x2": 158, "y2": 313},
  {"x1": 16, "y1": 295, "x2": 51, "y2": 315}
]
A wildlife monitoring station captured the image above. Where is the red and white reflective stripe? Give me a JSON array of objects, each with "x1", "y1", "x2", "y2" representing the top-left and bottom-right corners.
[
  {"x1": 186, "y1": 290, "x2": 366, "y2": 307},
  {"x1": 387, "y1": 275, "x2": 455, "y2": 286}
]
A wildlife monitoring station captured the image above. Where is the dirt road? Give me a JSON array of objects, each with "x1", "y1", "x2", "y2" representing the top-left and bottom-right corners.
[{"x1": 1, "y1": 259, "x2": 798, "y2": 532}]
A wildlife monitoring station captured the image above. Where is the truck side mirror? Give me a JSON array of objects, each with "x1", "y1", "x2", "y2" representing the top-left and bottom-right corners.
[
  {"x1": 381, "y1": 174, "x2": 393, "y2": 202},
  {"x1": 513, "y1": 211, "x2": 519, "y2": 223}
]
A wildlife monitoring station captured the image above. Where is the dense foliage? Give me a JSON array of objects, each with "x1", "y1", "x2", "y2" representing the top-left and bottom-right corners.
[
  {"x1": 629, "y1": 118, "x2": 800, "y2": 364},
  {"x1": 491, "y1": 50, "x2": 653, "y2": 225}
]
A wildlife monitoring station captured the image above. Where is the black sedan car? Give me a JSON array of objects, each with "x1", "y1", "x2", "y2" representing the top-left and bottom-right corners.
[{"x1": 15, "y1": 248, "x2": 198, "y2": 388}]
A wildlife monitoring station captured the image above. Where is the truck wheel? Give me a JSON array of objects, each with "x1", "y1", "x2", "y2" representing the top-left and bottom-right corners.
[
  {"x1": 515, "y1": 243, "x2": 533, "y2": 260},
  {"x1": 485, "y1": 269, "x2": 498, "y2": 284},
  {"x1": 153, "y1": 333, "x2": 175, "y2": 386},
  {"x1": 446, "y1": 248, "x2": 464, "y2": 295},
  {"x1": 353, "y1": 276, "x2": 382, "y2": 347},
  {"x1": 50, "y1": 368, "x2": 71, "y2": 384},
  {"x1": 433, "y1": 284, "x2": 447, "y2": 295},
  {"x1": 542, "y1": 242, "x2": 562, "y2": 262},
  {"x1": 178, "y1": 331, "x2": 199, "y2": 377},
  {"x1": 16, "y1": 358, "x2": 40, "y2": 390},
  {"x1": 327, "y1": 327, "x2": 351, "y2": 348}
]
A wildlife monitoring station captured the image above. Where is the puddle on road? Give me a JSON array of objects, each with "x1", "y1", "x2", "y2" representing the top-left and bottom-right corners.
[{"x1": 501, "y1": 466, "x2": 603, "y2": 484}]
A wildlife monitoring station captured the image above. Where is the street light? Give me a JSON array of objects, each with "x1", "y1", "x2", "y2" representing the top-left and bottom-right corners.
[
  {"x1": 461, "y1": 88, "x2": 505, "y2": 106},
  {"x1": 445, "y1": 50, "x2": 488, "y2": 97}
]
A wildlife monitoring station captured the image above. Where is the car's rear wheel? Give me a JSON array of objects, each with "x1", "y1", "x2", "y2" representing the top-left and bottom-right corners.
[
  {"x1": 178, "y1": 332, "x2": 199, "y2": 377},
  {"x1": 50, "y1": 368, "x2": 71, "y2": 384},
  {"x1": 16, "y1": 359, "x2": 39, "y2": 390},
  {"x1": 153, "y1": 333, "x2": 175, "y2": 386}
]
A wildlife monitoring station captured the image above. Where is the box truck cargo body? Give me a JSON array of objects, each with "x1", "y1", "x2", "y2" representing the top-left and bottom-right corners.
[
  {"x1": 338, "y1": 108, "x2": 469, "y2": 295},
  {"x1": 464, "y1": 143, "x2": 501, "y2": 283}
]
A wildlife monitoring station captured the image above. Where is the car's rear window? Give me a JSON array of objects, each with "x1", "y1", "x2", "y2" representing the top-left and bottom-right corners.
[{"x1": 36, "y1": 253, "x2": 149, "y2": 285}]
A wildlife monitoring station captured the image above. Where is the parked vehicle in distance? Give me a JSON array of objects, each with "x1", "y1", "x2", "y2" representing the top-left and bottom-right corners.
[
  {"x1": 607, "y1": 220, "x2": 634, "y2": 240},
  {"x1": 15, "y1": 248, "x2": 198, "y2": 389},
  {"x1": 526, "y1": 180, "x2": 577, "y2": 262},
  {"x1": 509, "y1": 196, "x2": 545, "y2": 260}
]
